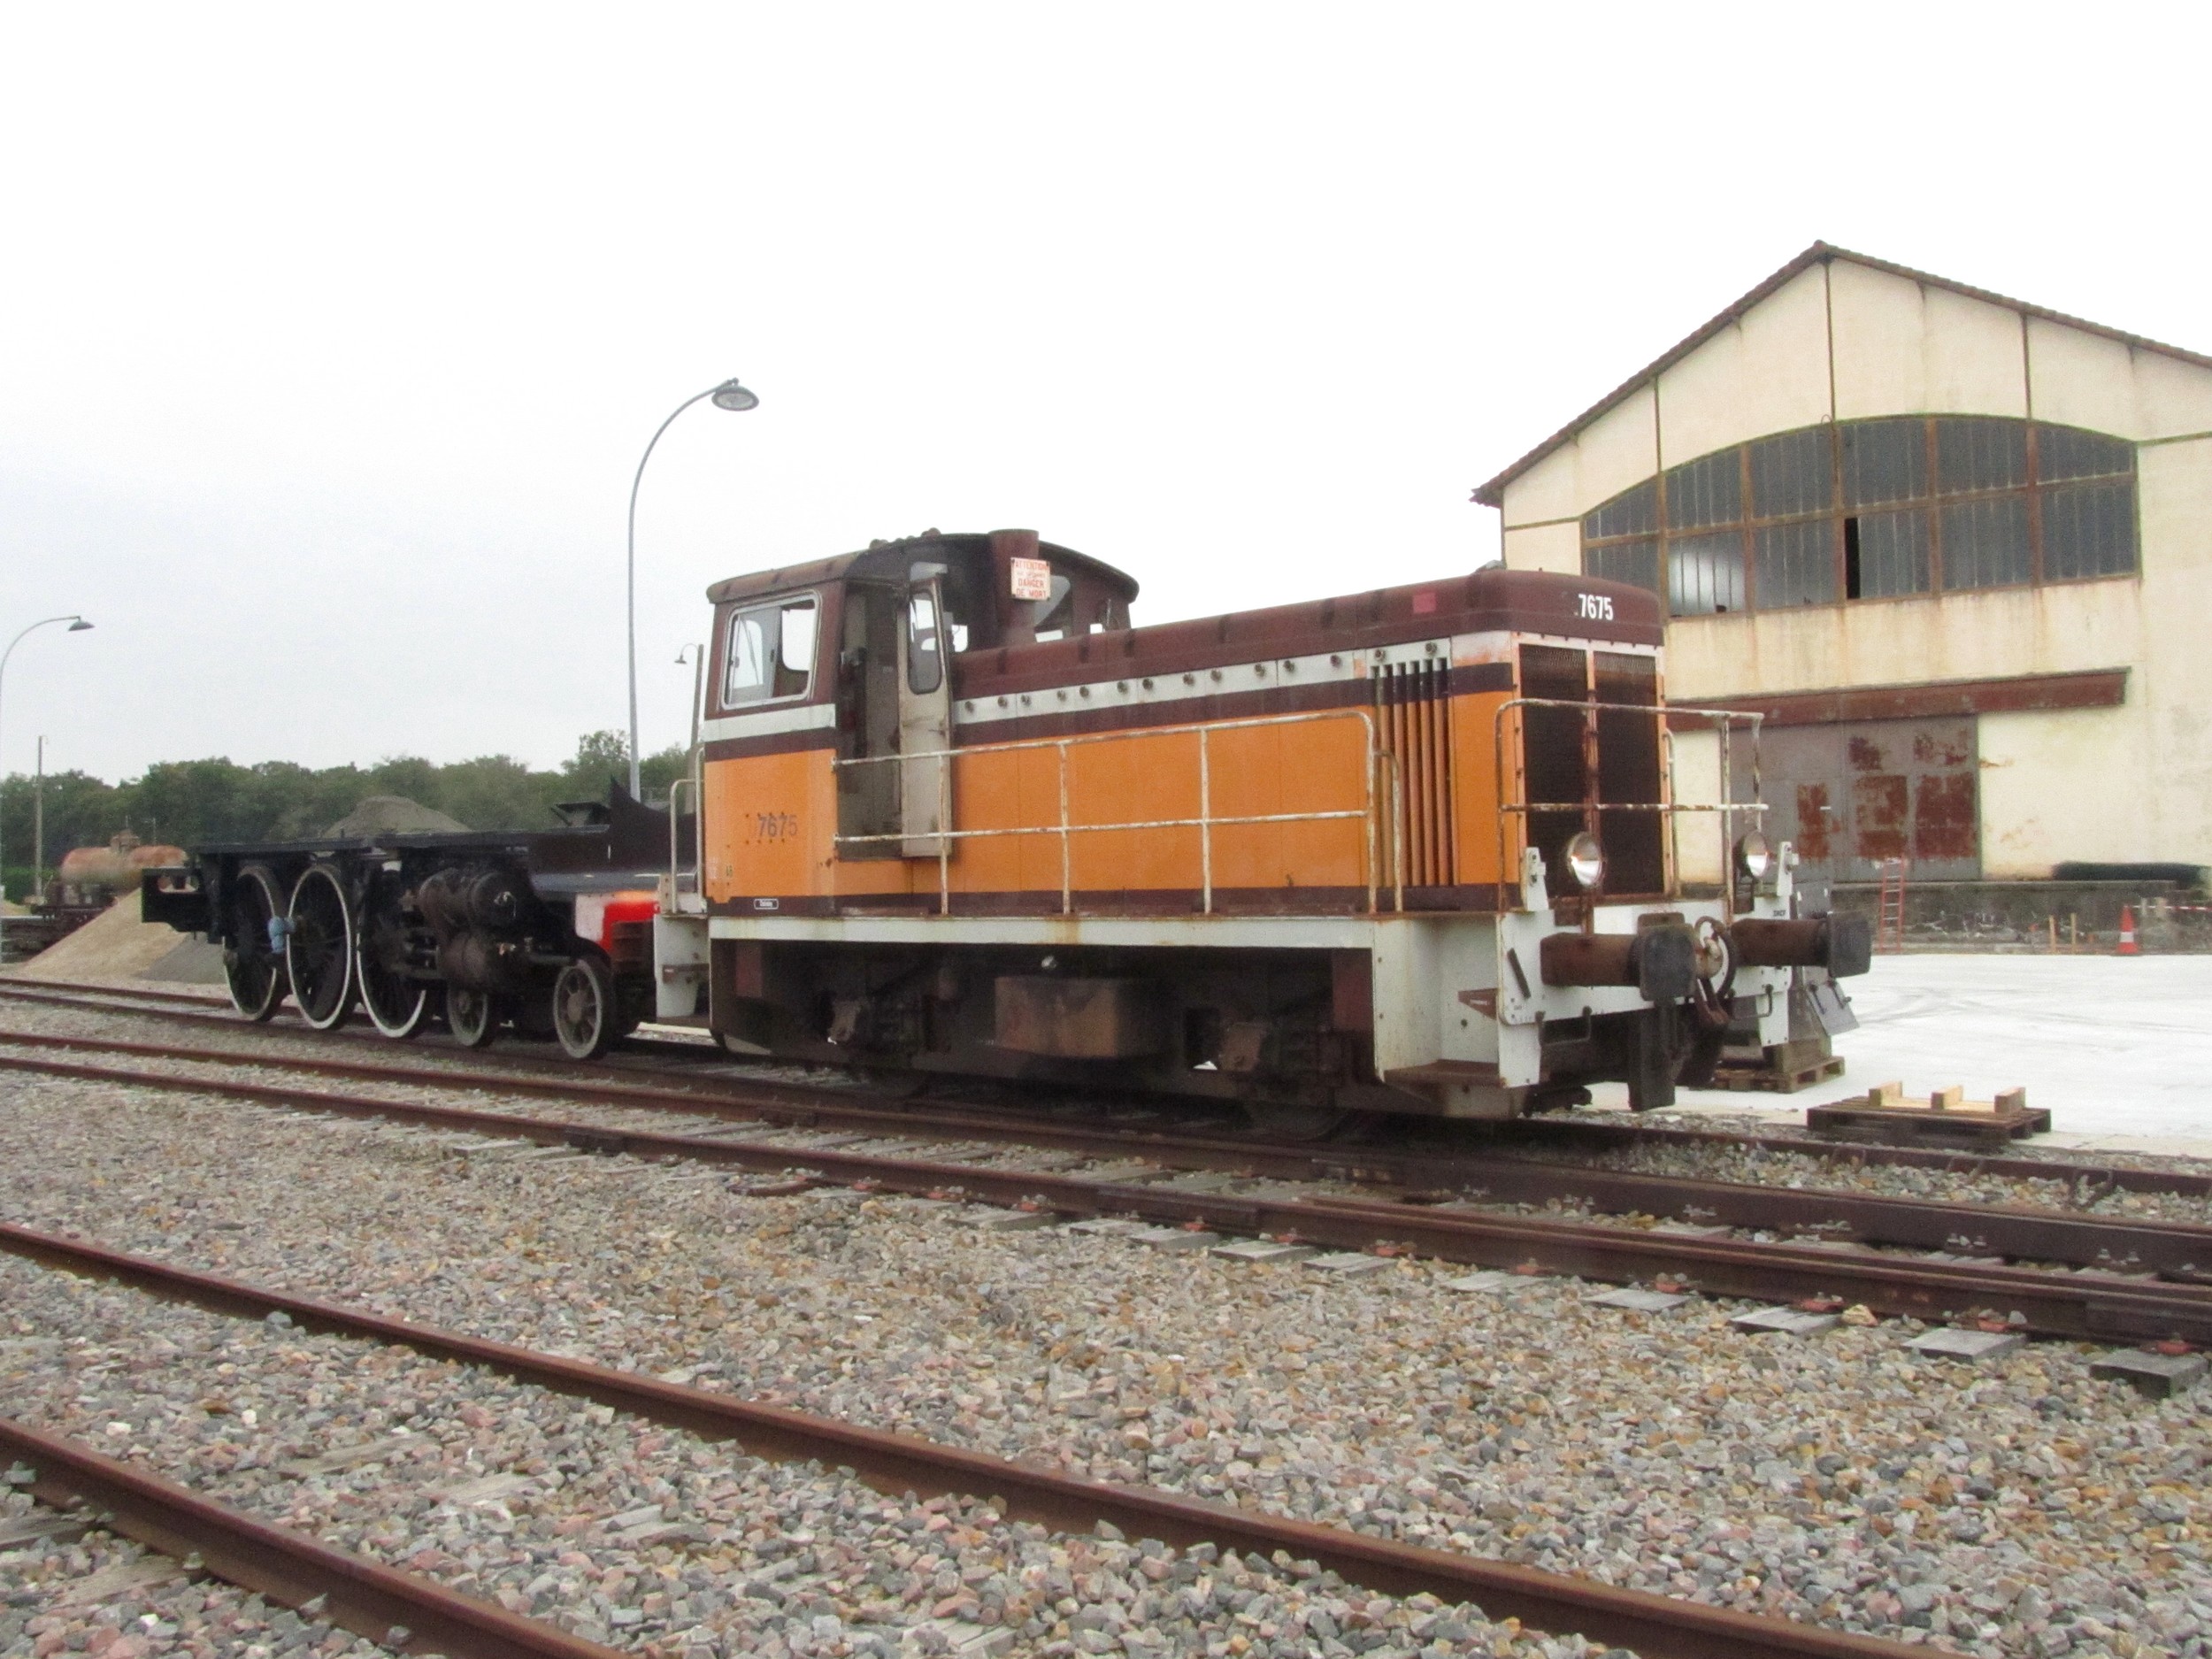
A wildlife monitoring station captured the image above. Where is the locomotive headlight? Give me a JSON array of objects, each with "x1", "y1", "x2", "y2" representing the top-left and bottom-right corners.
[
  {"x1": 1735, "y1": 831, "x2": 1772, "y2": 882},
  {"x1": 1565, "y1": 832, "x2": 1606, "y2": 891}
]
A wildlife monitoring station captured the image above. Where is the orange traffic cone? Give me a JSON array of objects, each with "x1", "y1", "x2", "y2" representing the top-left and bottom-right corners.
[{"x1": 2117, "y1": 904, "x2": 2140, "y2": 956}]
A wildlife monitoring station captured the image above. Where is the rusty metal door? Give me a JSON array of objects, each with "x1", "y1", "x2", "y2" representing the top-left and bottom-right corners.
[{"x1": 1734, "y1": 718, "x2": 1979, "y2": 884}]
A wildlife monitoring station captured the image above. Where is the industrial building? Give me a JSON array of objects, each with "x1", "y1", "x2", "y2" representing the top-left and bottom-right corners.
[{"x1": 1475, "y1": 243, "x2": 2210, "y2": 904}]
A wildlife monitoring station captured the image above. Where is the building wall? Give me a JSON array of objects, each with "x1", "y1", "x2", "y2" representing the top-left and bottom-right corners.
[{"x1": 1495, "y1": 256, "x2": 2212, "y2": 877}]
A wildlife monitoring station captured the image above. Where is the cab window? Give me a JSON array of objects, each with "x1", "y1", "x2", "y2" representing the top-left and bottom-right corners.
[
  {"x1": 907, "y1": 588, "x2": 944, "y2": 693},
  {"x1": 723, "y1": 595, "x2": 818, "y2": 706},
  {"x1": 1028, "y1": 573, "x2": 1075, "y2": 641}
]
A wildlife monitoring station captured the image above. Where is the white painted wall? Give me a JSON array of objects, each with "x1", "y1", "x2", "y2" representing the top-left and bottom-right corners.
[
  {"x1": 1655, "y1": 265, "x2": 1831, "y2": 465},
  {"x1": 2030, "y1": 321, "x2": 2212, "y2": 442},
  {"x1": 1499, "y1": 386, "x2": 1657, "y2": 530},
  {"x1": 1829, "y1": 261, "x2": 2027, "y2": 422},
  {"x1": 1499, "y1": 519, "x2": 1579, "y2": 573}
]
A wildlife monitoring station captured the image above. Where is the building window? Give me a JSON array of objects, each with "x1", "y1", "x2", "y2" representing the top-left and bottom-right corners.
[{"x1": 1579, "y1": 416, "x2": 2136, "y2": 617}]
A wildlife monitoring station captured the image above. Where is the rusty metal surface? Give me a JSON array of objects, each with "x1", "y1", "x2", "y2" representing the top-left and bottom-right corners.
[
  {"x1": 1731, "y1": 918, "x2": 1854, "y2": 970},
  {"x1": 995, "y1": 975, "x2": 1166, "y2": 1059},
  {"x1": 6, "y1": 1046, "x2": 2212, "y2": 1341},
  {"x1": 1732, "y1": 719, "x2": 1978, "y2": 885},
  {"x1": 1538, "y1": 931, "x2": 1638, "y2": 986},
  {"x1": 0, "y1": 1414, "x2": 621, "y2": 1659},
  {"x1": 0, "y1": 1223, "x2": 1916, "y2": 1659},
  {"x1": 1672, "y1": 668, "x2": 2129, "y2": 731}
]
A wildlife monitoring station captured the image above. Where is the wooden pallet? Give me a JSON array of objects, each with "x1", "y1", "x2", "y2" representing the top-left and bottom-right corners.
[
  {"x1": 1807, "y1": 1082, "x2": 2048, "y2": 1148},
  {"x1": 1711, "y1": 1055, "x2": 1846, "y2": 1094}
]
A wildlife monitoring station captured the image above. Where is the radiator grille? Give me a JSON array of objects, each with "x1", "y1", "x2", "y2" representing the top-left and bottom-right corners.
[{"x1": 1376, "y1": 660, "x2": 1456, "y2": 889}]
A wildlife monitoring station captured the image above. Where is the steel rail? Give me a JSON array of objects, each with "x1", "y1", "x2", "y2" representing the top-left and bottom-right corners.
[
  {"x1": 8, "y1": 974, "x2": 2207, "y2": 1202},
  {"x1": 0, "y1": 1415, "x2": 623, "y2": 1659},
  {"x1": 0, "y1": 976, "x2": 226, "y2": 1007},
  {"x1": 1, "y1": 1024, "x2": 2205, "y2": 1278},
  {"x1": 0, "y1": 1223, "x2": 1914, "y2": 1659},
  {"x1": 4, "y1": 1049, "x2": 2208, "y2": 1342}
]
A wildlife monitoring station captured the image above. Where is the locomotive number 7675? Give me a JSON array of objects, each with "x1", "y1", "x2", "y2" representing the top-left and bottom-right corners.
[{"x1": 1576, "y1": 592, "x2": 1615, "y2": 621}]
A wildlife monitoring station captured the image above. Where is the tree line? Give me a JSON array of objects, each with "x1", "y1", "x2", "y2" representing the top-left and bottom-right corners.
[{"x1": 0, "y1": 731, "x2": 687, "y2": 902}]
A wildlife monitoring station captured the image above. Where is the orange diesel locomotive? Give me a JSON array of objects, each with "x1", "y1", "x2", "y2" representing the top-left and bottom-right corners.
[
  {"x1": 148, "y1": 527, "x2": 1865, "y2": 1123},
  {"x1": 672, "y1": 529, "x2": 1863, "y2": 1122}
]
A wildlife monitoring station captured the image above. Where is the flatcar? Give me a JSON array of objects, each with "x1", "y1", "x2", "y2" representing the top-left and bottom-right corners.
[{"x1": 144, "y1": 528, "x2": 1867, "y2": 1123}]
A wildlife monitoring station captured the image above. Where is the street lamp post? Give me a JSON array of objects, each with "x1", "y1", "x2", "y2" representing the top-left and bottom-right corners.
[
  {"x1": 0, "y1": 614, "x2": 93, "y2": 911},
  {"x1": 626, "y1": 377, "x2": 758, "y2": 801}
]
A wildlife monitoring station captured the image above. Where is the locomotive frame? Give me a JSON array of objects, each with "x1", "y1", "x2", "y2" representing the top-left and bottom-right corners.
[{"x1": 144, "y1": 527, "x2": 1869, "y2": 1119}]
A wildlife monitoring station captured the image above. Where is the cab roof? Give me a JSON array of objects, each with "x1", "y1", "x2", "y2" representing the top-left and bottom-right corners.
[{"x1": 704, "y1": 530, "x2": 1139, "y2": 608}]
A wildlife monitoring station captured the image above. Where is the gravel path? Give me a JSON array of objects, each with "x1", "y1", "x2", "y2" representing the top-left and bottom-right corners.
[{"x1": 1, "y1": 1262, "x2": 1568, "y2": 1659}]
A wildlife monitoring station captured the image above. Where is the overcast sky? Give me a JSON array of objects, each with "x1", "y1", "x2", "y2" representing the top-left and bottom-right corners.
[{"x1": 3, "y1": 3, "x2": 2206, "y2": 787}]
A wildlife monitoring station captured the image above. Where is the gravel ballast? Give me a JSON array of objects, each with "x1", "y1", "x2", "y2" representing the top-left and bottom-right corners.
[
  {"x1": 1, "y1": 1262, "x2": 1577, "y2": 1659},
  {"x1": 5, "y1": 994, "x2": 2211, "y2": 1225},
  {"x1": 0, "y1": 1485, "x2": 394, "y2": 1659},
  {"x1": 4, "y1": 1018, "x2": 2212, "y2": 1653}
]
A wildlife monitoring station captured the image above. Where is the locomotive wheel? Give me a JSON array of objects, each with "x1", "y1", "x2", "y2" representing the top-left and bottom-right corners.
[
  {"x1": 551, "y1": 956, "x2": 616, "y2": 1061},
  {"x1": 356, "y1": 935, "x2": 430, "y2": 1040},
  {"x1": 446, "y1": 986, "x2": 500, "y2": 1049},
  {"x1": 223, "y1": 864, "x2": 287, "y2": 1022},
  {"x1": 284, "y1": 863, "x2": 356, "y2": 1031}
]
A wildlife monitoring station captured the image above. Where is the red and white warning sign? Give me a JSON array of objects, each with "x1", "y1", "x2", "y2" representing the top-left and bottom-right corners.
[{"x1": 1009, "y1": 556, "x2": 1054, "y2": 602}]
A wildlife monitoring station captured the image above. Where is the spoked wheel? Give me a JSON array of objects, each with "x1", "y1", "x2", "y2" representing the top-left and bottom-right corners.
[
  {"x1": 356, "y1": 930, "x2": 430, "y2": 1040},
  {"x1": 551, "y1": 956, "x2": 617, "y2": 1061},
  {"x1": 222, "y1": 864, "x2": 288, "y2": 1022},
  {"x1": 447, "y1": 986, "x2": 500, "y2": 1049},
  {"x1": 285, "y1": 863, "x2": 356, "y2": 1031}
]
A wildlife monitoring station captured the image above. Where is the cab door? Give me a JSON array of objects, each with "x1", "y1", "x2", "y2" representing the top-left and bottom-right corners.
[
  {"x1": 834, "y1": 583, "x2": 903, "y2": 858},
  {"x1": 897, "y1": 577, "x2": 953, "y2": 856}
]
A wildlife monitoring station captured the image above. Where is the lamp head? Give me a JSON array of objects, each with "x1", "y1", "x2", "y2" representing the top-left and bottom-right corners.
[
  {"x1": 710, "y1": 378, "x2": 759, "y2": 413},
  {"x1": 66, "y1": 618, "x2": 92, "y2": 632}
]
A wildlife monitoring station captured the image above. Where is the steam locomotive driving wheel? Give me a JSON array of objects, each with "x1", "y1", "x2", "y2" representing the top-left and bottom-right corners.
[
  {"x1": 221, "y1": 864, "x2": 287, "y2": 1022},
  {"x1": 284, "y1": 864, "x2": 356, "y2": 1031},
  {"x1": 356, "y1": 919, "x2": 430, "y2": 1041}
]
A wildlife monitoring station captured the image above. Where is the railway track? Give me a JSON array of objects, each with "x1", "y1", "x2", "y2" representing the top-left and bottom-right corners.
[
  {"x1": 4, "y1": 1032, "x2": 2210, "y2": 1343},
  {"x1": 9, "y1": 973, "x2": 2208, "y2": 1204},
  {"x1": 0, "y1": 1221, "x2": 1918, "y2": 1659},
  {"x1": 3, "y1": 1416, "x2": 620, "y2": 1659},
  {"x1": 4, "y1": 1018, "x2": 2203, "y2": 1278}
]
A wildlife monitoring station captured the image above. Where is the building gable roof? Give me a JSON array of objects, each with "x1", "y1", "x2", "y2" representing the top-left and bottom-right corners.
[{"x1": 1470, "y1": 242, "x2": 2212, "y2": 510}]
